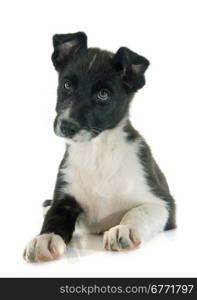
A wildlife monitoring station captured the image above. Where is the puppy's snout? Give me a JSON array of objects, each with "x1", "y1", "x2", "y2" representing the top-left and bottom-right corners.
[{"x1": 60, "y1": 120, "x2": 79, "y2": 137}]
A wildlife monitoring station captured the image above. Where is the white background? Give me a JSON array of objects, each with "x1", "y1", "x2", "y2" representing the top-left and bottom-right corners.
[{"x1": 0, "y1": 0, "x2": 196, "y2": 277}]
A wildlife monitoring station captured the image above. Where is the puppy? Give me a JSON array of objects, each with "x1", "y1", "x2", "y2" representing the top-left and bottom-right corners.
[{"x1": 24, "y1": 32, "x2": 176, "y2": 262}]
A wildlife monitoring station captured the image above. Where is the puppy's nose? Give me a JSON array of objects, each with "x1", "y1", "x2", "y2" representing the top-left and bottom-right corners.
[{"x1": 60, "y1": 120, "x2": 79, "y2": 137}]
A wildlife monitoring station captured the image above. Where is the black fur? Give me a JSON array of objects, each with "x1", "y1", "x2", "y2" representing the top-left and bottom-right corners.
[
  {"x1": 52, "y1": 32, "x2": 87, "y2": 71},
  {"x1": 42, "y1": 199, "x2": 52, "y2": 208},
  {"x1": 41, "y1": 148, "x2": 80, "y2": 243},
  {"x1": 40, "y1": 195, "x2": 82, "y2": 243},
  {"x1": 37, "y1": 31, "x2": 175, "y2": 248},
  {"x1": 137, "y1": 141, "x2": 176, "y2": 230},
  {"x1": 52, "y1": 32, "x2": 149, "y2": 140},
  {"x1": 123, "y1": 121, "x2": 176, "y2": 230},
  {"x1": 52, "y1": 149, "x2": 69, "y2": 201}
]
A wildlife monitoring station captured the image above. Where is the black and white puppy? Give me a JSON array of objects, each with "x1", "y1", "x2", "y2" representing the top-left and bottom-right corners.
[{"x1": 24, "y1": 32, "x2": 176, "y2": 262}]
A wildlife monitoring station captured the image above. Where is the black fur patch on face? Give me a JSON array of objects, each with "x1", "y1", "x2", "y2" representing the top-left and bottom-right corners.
[
  {"x1": 51, "y1": 32, "x2": 149, "y2": 142},
  {"x1": 55, "y1": 48, "x2": 131, "y2": 137}
]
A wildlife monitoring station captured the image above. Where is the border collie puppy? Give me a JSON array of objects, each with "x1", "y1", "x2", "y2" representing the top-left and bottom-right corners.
[{"x1": 24, "y1": 32, "x2": 176, "y2": 262}]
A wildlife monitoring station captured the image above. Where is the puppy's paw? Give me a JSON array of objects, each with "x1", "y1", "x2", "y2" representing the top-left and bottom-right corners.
[
  {"x1": 23, "y1": 233, "x2": 66, "y2": 262},
  {"x1": 103, "y1": 225, "x2": 141, "y2": 251}
]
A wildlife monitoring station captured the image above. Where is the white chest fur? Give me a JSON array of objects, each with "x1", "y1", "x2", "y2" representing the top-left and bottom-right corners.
[{"x1": 61, "y1": 125, "x2": 153, "y2": 233}]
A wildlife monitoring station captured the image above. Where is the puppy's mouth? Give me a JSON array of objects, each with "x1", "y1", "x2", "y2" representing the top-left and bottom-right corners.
[
  {"x1": 72, "y1": 129, "x2": 96, "y2": 143},
  {"x1": 54, "y1": 118, "x2": 101, "y2": 143},
  {"x1": 60, "y1": 129, "x2": 100, "y2": 143}
]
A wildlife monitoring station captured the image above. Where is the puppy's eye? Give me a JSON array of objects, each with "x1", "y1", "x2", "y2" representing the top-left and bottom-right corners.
[
  {"x1": 64, "y1": 79, "x2": 73, "y2": 91},
  {"x1": 97, "y1": 89, "x2": 110, "y2": 102}
]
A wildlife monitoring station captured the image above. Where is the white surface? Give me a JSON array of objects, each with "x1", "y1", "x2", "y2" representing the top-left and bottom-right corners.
[
  {"x1": 2, "y1": 225, "x2": 197, "y2": 277},
  {"x1": 0, "y1": 0, "x2": 197, "y2": 277}
]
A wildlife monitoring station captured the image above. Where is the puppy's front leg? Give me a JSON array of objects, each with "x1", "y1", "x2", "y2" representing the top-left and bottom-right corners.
[
  {"x1": 24, "y1": 195, "x2": 82, "y2": 262},
  {"x1": 103, "y1": 202, "x2": 168, "y2": 251}
]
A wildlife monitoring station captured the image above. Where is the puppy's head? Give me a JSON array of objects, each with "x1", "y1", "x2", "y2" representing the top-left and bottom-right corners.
[{"x1": 52, "y1": 32, "x2": 149, "y2": 143}]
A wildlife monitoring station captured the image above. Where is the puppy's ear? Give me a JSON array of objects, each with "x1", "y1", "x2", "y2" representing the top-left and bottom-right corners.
[
  {"x1": 113, "y1": 47, "x2": 149, "y2": 91},
  {"x1": 52, "y1": 32, "x2": 87, "y2": 70}
]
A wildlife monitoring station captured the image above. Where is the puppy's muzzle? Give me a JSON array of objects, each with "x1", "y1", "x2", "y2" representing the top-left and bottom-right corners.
[{"x1": 60, "y1": 120, "x2": 80, "y2": 138}]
